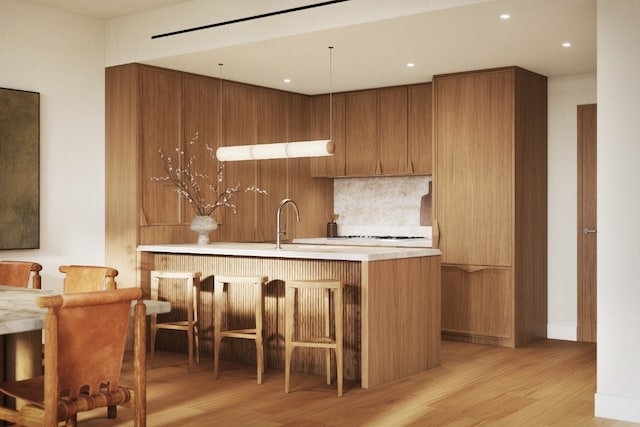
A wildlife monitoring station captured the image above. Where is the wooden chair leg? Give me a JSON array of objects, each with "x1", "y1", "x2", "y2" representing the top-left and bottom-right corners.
[
  {"x1": 213, "y1": 281, "x2": 223, "y2": 379},
  {"x1": 284, "y1": 284, "x2": 295, "y2": 393}
]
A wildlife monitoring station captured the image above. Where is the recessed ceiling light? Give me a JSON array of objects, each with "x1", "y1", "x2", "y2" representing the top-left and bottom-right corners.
[
  {"x1": 283, "y1": 78, "x2": 291, "y2": 83},
  {"x1": 562, "y1": 42, "x2": 572, "y2": 48},
  {"x1": 407, "y1": 62, "x2": 415, "y2": 68},
  {"x1": 500, "y1": 13, "x2": 510, "y2": 20}
]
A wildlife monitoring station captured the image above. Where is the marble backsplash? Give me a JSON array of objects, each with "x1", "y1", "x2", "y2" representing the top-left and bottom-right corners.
[{"x1": 333, "y1": 175, "x2": 432, "y2": 237}]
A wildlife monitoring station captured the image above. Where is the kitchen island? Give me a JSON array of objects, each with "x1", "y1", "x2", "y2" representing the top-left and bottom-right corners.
[{"x1": 137, "y1": 243, "x2": 441, "y2": 388}]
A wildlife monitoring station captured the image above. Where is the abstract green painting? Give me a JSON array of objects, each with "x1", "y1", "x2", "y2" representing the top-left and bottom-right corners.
[{"x1": 0, "y1": 87, "x2": 40, "y2": 249}]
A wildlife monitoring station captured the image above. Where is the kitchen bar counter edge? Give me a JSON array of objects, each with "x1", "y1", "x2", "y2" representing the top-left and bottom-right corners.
[{"x1": 137, "y1": 242, "x2": 441, "y2": 261}]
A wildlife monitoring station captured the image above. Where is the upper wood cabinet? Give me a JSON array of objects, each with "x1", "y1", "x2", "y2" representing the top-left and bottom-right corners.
[
  {"x1": 256, "y1": 88, "x2": 289, "y2": 242},
  {"x1": 139, "y1": 66, "x2": 183, "y2": 226},
  {"x1": 434, "y1": 69, "x2": 515, "y2": 267},
  {"x1": 377, "y1": 86, "x2": 409, "y2": 175},
  {"x1": 346, "y1": 90, "x2": 378, "y2": 176},
  {"x1": 312, "y1": 84, "x2": 431, "y2": 177},
  {"x1": 310, "y1": 93, "x2": 346, "y2": 177},
  {"x1": 408, "y1": 83, "x2": 432, "y2": 174},
  {"x1": 218, "y1": 81, "x2": 258, "y2": 242}
]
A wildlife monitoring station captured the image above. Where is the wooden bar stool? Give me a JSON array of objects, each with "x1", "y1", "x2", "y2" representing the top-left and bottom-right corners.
[
  {"x1": 285, "y1": 279, "x2": 344, "y2": 397},
  {"x1": 213, "y1": 275, "x2": 269, "y2": 384},
  {"x1": 150, "y1": 270, "x2": 202, "y2": 370}
]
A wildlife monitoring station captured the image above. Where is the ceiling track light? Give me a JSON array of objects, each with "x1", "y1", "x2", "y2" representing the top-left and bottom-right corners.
[{"x1": 152, "y1": 0, "x2": 352, "y2": 39}]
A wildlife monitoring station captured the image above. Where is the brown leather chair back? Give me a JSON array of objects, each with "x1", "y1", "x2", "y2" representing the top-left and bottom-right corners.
[
  {"x1": 59, "y1": 265, "x2": 118, "y2": 293},
  {"x1": 0, "y1": 261, "x2": 42, "y2": 288},
  {"x1": 0, "y1": 288, "x2": 146, "y2": 426}
]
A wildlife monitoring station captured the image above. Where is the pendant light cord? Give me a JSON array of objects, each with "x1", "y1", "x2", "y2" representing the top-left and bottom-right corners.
[
  {"x1": 329, "y1": 46, "x2": 333, "y2": 141},
  {"x1": 218, "y1": 63, "x2": 223, "y2": 149}
]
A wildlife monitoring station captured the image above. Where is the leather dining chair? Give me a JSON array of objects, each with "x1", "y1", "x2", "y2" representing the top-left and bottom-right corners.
[
  {"x1": 57, "y1": 264, "x2": 120, "y2": 418},
  {"x1": 0, "y1": 260, "x2": 43, "y2": 289},
  {"x1": 58, "y1": 265, "x2": 118, "y2": 293},
  {"x1": 0, "y1": 288, "x2": 147, "y2": 427}
]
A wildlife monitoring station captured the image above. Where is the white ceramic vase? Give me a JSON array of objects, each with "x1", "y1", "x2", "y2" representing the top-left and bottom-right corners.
[{"x1": 190, "y1": 215, "x2": 218, "y2": 245}]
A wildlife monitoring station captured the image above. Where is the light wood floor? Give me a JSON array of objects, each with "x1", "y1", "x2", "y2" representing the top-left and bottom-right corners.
[{"x1": 78, "y1": 340, "x2": 638, "y2": 426}]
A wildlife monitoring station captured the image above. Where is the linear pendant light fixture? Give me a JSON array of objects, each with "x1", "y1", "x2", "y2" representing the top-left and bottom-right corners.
[
  {"x1": 216, "y1": 46, "x2": 336, "y2": 162},
  {"x1": 216, "y1": 140, "x2": 334, "y2": 161}
]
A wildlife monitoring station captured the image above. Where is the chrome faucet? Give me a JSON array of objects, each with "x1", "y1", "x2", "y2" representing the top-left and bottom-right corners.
[{"x1": 276, "y1": 198, "x2": 300, "y2": 249}]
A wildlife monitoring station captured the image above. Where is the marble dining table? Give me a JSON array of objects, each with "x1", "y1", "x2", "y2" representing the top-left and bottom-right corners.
[{"x1": 0, "y1": 285, "x2": 171, "y2": 385}]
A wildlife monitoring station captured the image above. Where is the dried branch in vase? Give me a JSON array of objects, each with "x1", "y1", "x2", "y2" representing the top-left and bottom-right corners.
[{"x1": 151, "y1": 133, "x2": 267, "y2": 216}]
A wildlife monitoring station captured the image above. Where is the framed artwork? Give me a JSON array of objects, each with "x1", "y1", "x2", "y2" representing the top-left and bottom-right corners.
[{"x1": 0, "y1": 87, "x2": 40, "y2": 249}]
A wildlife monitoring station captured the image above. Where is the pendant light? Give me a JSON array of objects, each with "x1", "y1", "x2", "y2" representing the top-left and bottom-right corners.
[{"x1": 216, "y1": 47, "x2": 336, "y2": 162}]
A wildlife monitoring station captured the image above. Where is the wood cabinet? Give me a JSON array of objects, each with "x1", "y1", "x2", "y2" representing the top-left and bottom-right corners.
[
  {"x1": 313, "y1": 84, "x2": 431, "y2": 177},
  {"x1": 106, "y1": 64, "x2": 331, "y2": 285},
  {"x1": 408, "y1": 83, "x2": 432, "y2": 174},
  {"x1": 433, "y1": 67, "x2": 547, "y2": 347},
  {"x1": 346, "y1": 87, "x2": 410, "y2": 176},
  {"x1": 346, "y1": 90, "x2": 378, "y2": 176},
  {"x1": 377, "y1": 86, "x2": 409, "y2": 175},
  {"x1": 309, "y1": 93, "x2": 346, "y2": 177}
]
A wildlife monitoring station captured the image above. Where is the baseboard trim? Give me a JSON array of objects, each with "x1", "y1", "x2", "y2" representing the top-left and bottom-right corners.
[
  {"x1": 595, "y1": 393, "x2": 640, "y2": 423},
  {"x1": 546, "y1": 324, "x2": 577, "y2": 341}
]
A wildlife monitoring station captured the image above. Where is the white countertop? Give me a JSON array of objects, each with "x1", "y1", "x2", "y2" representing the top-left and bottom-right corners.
[
  {"x1": 293, "y1": 237, "x2": 432, "y2": 248},
  {"x1": 137, "y1": 242, "x2": 440, "y2": 261}
]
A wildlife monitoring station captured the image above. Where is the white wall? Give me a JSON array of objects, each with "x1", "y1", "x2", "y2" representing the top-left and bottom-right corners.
[
  {"x1": 595, "y1": 0, "x2": 640, "y2": 422},
  {"x1": 0, "y1": 0, "x2": 106, "y2": 292},
  {"x1": 547, "y1": 73, "x2": 597, "y2": 340}
]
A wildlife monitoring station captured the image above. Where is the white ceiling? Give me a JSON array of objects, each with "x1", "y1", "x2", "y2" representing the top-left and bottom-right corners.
[{"x1": 23, "y1": 0, "x2": 596, "y2": 95}]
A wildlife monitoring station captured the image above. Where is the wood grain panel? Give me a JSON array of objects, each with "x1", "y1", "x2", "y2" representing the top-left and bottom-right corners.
[
  {"x1": 310, "y1": 93, "x2": 346, "y2": 177},
  {"x1": 346, "y1": 90, "x2": 378, "y2": 176},
  {"x1": 182, "y1": 74, "x2": 223, "y2": 228},
  {"x1": 256, "y1": 88, "x2": 289, "y2": 242},
  {"x1": 408, "y1": 83, "x2": 433, "y2": 174},
  {"x1": 106, "y1": 64, "x2": 140, "y2": 288},
  {"x1": 288, "y1": 94, "x2": 334, "y2": 239},
  {"x1": 377, "y1": 86, "x2": 409, "y2": 175},
  {"x1": 433, "y1": 69, "x2": 514, "y2": 266},
  {"x1": 441, "y1": 266, "x2": 514, "y2": 346},
  {"x1": 140, "y1": 66, "x2": 183, "y2": 225},
  {"x1": 81, "y1": 340, "x2": 606, "y2": 426},
  {"x1": 219, "y1": 81, "x2": 257, "y2": 242},
  {"x1": 361, "y1": 256, "x2": 441, "y2": 387},
  {"x1": 513, "y1": 68, "x2": 548, "y2": 346}
]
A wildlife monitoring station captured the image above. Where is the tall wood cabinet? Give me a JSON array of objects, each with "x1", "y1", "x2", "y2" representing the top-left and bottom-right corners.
[
  {"x1": 106, "y1": 64, "x2": 331, "y2": 286},
  {"x1": 433, "y1": 67, "x2": 547, "y2": 347}
]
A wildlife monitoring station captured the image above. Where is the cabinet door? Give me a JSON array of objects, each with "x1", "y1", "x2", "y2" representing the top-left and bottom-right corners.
[
  {"x1": 140, "y1": 66, "x2": 183, "y2": 226},
  {"x1": 220, "y1": 81, "x2": 257, "y2": 242},
  {"x1": 441, "y1": 266, "x2": 514, "y2": 346},
  {"x1": 289, "y1": 94, "x2": 333, "y2": 238},
  {"x1": 182, "y1": 74, "x2": 221, "y2": 225},
  {"x1": 256, "y1": 88, "x2": 289, "y2": 242},
  {"x1": 377, "y1": 86, "x2": 409, "y2": 175},
  {"x1": 434, "y1": 70, "x2": 514, "y2": 266},
  {"x1": 310, "y1": 93, "x2": 346, "y2": 177},
  {"x1": 346, "y1": 90, "x2": 377, "y2": 176},
  {"x1": 408, "y1": 83, "x2": 432, "y2": 174}
]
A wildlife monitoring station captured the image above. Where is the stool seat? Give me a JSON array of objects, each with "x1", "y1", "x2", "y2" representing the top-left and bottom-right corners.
[
  {"x1": 285, "y1": 279, "x2": 344, "y2": 397},
  {"x1": 150, "y1": 270, "x2": 202, "y2": 370},
  {"x1": 214, "y1": 275, "x2": 269, "y2": 384}
]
